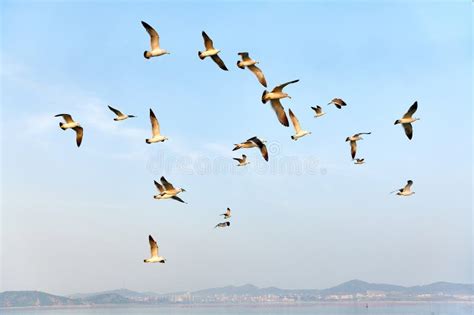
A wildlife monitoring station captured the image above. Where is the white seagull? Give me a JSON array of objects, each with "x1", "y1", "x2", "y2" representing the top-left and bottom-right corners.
[
  {"x1": 144, "y1": 235, "x2": 166, "y2": 263},
  {"x1": 328, "y1": 98, "x2": 347, "y2": 109},
  {"x1": 394, "y1": 101, "x2": 420, "y2": 140},
  {"x1": 345, "y1": 132, "x2": 371, "y2": 159},
  {"x1": 289, "y1": 108, "x2": 311, "y2": 141},
  {"x1": 215, "y1": 221, "x2": 230, "y2": 228},
  {"x1": 311, "y1": 105, "x2": 325, "y2": 118},
  {"x1": 391, "y1": 180, "x2": 415, "y2": 196},
  {"x1": 198, "y1": 31, "x2": 228, "y2": 71},
  {"x1": 146, "y1": 108, "x2": 168, "y2": 144},
  {"x1": 233, "y1": 154, "x2": 249, "y2": 166},
  {"x1": 233, "y1": 136, "x2": 268, "y2": 161},
  {"x1": 141, "y1": 21, "x2": 170, "y2": 59},
  {"x1": 153, "y1": 176, "x2": 186, "y2": 203},
  {"x1": 54, "y1": 114, "x2": 83, "y2": 147},
  {"x1": 354, "y1": 158, "x2": 365, "y2": 165},
  {"x1": 236, "y1": 52, "x2": 267, "y2": 87},
  {"x1": 220, "y1": 208, "x2": 232, "y2": 219},
  {"x1": 108, "y1": 105, "x2": 136, "y2": 121},
  {"x1": 261, "y1": 79, "x2": 299, "y2": 127}
]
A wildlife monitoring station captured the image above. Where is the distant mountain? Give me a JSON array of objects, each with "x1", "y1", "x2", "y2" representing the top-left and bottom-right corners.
[
  {"x1": 69, "y1": 288, "x2": 153, "y2": 300},
  {"x1": 189, "y1": 284, "x2": 317, "y2": 297},
  {"x1": 320, "y1": 279, "x2": 406, "y2": 295},
  {"x1": 80, "y1": 293, "x2": 132, "y2": 304},
  {"x1": 0, "y1": 291, "x2": 82, "y2": 308}
]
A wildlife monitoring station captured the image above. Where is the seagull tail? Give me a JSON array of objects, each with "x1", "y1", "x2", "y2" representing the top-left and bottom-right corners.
[
  {"x1": 59, "y1": 122, "x2": 66, "y2": 130},
  {"x1": 236, "y1": 61, "x2": 244, "y2": 69},
  {"x1": 198, "y1": 51, "x2": 205, "y2": 60},
  {"x1": 261, "y1": 90, "x2": 268, "y2": 104}
]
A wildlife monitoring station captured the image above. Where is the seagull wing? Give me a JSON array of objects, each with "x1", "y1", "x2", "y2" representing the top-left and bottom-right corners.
[
  {"x1": 354, "y1": 132, "x2": 372, "y2": 137},
  {"x1": 211, "y1": 54, "x2": 228, "y2": 71},
  {"x1": 288, "y1": 108, "x2": 302, "y2": 133},
  {"x1": 247, "y1": 64, "x2": 267, "y2": 87},
  {"x1": 270, "y1": 99, "x2": 289, "y2": 127},
  {"x1": 154, "y1": 180, "x2": 165, "y2": 193},
  {"x1": 149, "y1": 235, "x2": 159, "y2": 257},
  {"x1": 108, "y1": 105, "x2": 123, "y2": 117},
  {"x1": 311, "y1": 106, "x2": 322, "y2": 114},
  {"x1": 403, "y1": 180, "x2": 413, "y2": 193},
  {"x1": 73, "y1": 126, "x2": 83, "y2": 147},
  {"x1": 171, "y1": 196, "x2": 186, "y2": 203},
  {"x1": 55, "y1": 114, "x2": 74, "y2": 123},
  {"x1": 251, "y1": 137, "x2": 268, "y2": 161},
  {"x1": 238, "y1": 52, "x2": 251, "y2": 61},
  {"x1": 403, "y1": 101, "x2": 418, "y2": 118},
  {"x1": 402, "y1": 123, "x2": 413, "y2": 140},
  {"x1": 233, "y1": 157, "x2": 244, "y2": 163},
  {"x1": 160, "y1": 176, "x2": 175, "y2": 191},
  {"x1": 149, "y1": 109, "x2": 161, "y2": 137},
  {"x1": 141, "y1": 21, "x2": 160, "y2": 50},
  {"x1": 350, "y1": 140, "x2": 357, "y2": 159},
  {"x1": 202, "y1": 31, "x2": 214, "y2": 50},
  {"x1": 272, "y1": 79, "x2": 299, "y2": 93}
]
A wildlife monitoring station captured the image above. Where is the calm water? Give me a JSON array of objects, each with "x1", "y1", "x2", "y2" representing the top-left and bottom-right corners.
[{"x1": 2, "y1": 304, "x2": 472, "y2": 315}]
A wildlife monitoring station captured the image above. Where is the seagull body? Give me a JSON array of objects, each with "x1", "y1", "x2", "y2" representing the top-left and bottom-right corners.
[
  {"x1": 215, "y1": 221, "x2": 230, "y2": 228},
  {"x1": 141, "y1": 21, "x2": 170, "y2": 59},
  {"x1": 311, "y1": 105, "x2": 325, "y2": 118},
  {"x1": 289, "y1": 109, "x2": 311, "y2": 140},
  {"x1": 198, "y1": 31, "x2": 228, "y2": 71},
  {"x1": 345, "y1": 132, "x2": 371, "y2": 159},
  {"x1": 237, "y1": 52, "x2": 267, "y2": 87},
  {"x1": 220, "y1": 208, "x2": 232, "y2": 219},
  {"x1": 328, "y1": 98, "x2": 347, "y2": 109},
  {"x1": 262, "y1": 79, "x2": 299, "y2": 127},
  {"x1": 144, "y1": 235, "x2": 166, "y2": 263},
  {"x1": 146, "y1": 108, "x2": 168, "y2": 144},
  {"x1": 354, "y1": 158, "x2": 365, "y2": 165},
  {"x1": 233, "y1": 154, "x2": 249, "y2": 166},
  {"x1": 153, "y1": 176, "x2": 186, "y2": 203},
  {"x1": 392, "y1": 180, "x2": 415, "y2": 196},
  {"x1": 108, "y1": 105, "x2": 135, "y2": 121},
  {"x1": 54, "y1": 114, "x2": 83, "y2": 147},
  {"x1": 233, "y1": 136, "x2": 268, "y2": 161},
  {"x1": 394, "y1": 101, "x2": 419, "y2": 140}
]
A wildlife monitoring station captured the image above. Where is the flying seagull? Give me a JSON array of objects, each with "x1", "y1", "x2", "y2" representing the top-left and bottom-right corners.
[
  {"x1": 236, "y1": 52, "x2": 267, "y2": 87},
  {"x1": 108, "y1": 105, "x2": 136, "y2": 121},
  {"x1": 328, "y1": 98, "x2": 347, "y2": 109},
  {"x1": 233, "y1": 154, "x2": 249, "y2": 166},
  {"x1": 215, "y1": 221, "x2": 230, "y2": 228},
  {"x1": 54, "y1": 114, "x2": 83, "y2": 147},
  {"x1": 141, "y1": 21, "x2": 170, "y2": 59},
  {"x1": 354, "y1": 158, "x2": 365, "y2": 165},
  {"x1": 146, "y1": 108, "x2": 168, "y2": 144},
  {"x1": 391, "y1": 180, "x2": 415, "y2": 196},
  {"x1": 233, "y1": 136, "x2": 268, "y2": 161},
  {"x1": 311, "y1": 105, "x2": 325, "y2": 118},
  {"x1": 144, "y1": 235, "x2": 166, "y2": 263},
  {"x1": 262, "y1": 79, "x2": 299, "y2": 127},
  {"x1": 153, "y1": 176, "x2": 186, "y2": 203},
  {"x1": 289, "y1": 108, "x2": 311, "y2": 141},
  {"x1": 220, "y1": 207, "x2": 232, "y2": 219},
  {"x1": 198, "y1": 31, "x2": 228, "y2": 71},
  {"x1": 394, "y1": 101, "x2": 420, "y2": 140},
  {"x1": 345, "y1": 132, "x2": 371, "y2": 159}
]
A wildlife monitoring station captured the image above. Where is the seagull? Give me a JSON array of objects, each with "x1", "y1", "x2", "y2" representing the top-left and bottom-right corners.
[
  {"x1": 391, "y1": 180, "x2": 415, "y2": 196},
  {"x1": 198, "y1": 31, "x2": 228, "y2": 71},
  {"x1": 146, "y1": 108, "x2": 168, "y2": 144},
  {"x1": 394, "y1": 101, "x2": 420, "y2": 140},
  {"x1": 354, "y1": 158, "x2": 365, "y2": 165},
  {"x1": 108, "y1": 105, "x2": 136, "y2": 121},
  {"x1": 233, "y1": 136, "x2": 268, "y2": 161},
  {"x1": 220, "y1": 208, "x2": 232, "y2": 219},
  {"x1": 345, "y1": 132, "x2": 371, "y2": 159},
  {"x1": 153, "y1": 176, "x2": 186, "y2": 203},
  {"x1": 144, "y1": 235, "x2": 166, "y2": 263},
  {"x1": 289, "y1": 108, "x2": 311, "y2": 141},
  {"x1": 215, "y1": 221, "x2": 230, "y2": 228},
  {"x1": 311, "y1": 105, "x2": 325, "y2": 118},
  {"x1": 141, "y1": 21, "x2": 170, "y2": 59},
  {"x1": 236, "y1": 52, "x2": 267, "y2": 87},
  {"x1": 328, "y1": 98, "x2": 347, "y2": 109},
  {"x1": 233, "y1": 154, "x2": 249, "y2": 166},
  {"x1": 54, "y1": 114, "x2": 83, "y2": 147},
  {"x1": 262, "y1": 79, "x2": 299, "y2": 127}
]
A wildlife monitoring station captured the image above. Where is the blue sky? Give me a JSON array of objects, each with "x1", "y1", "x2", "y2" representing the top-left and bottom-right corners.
[{"x1": 1, "y1": 1, "x2": 472, "y2": 295}]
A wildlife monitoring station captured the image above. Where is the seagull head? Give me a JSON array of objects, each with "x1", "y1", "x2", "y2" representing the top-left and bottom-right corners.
[
  {"x1": 394, "y1": 119, "x2": 401, "y2": 125},
  {"x1": 345, "y1": 137, "x2": 350, "y2": 142}
]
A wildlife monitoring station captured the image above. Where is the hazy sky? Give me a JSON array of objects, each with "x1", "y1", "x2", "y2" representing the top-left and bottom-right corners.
[{"x1": 1, "y1": 1, "x2": 472, "y2": 296}]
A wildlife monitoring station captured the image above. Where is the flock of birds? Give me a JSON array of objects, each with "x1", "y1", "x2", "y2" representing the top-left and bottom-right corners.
[{"x1": 54, "y1": 21, "x2": 421, "y2": 264}]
